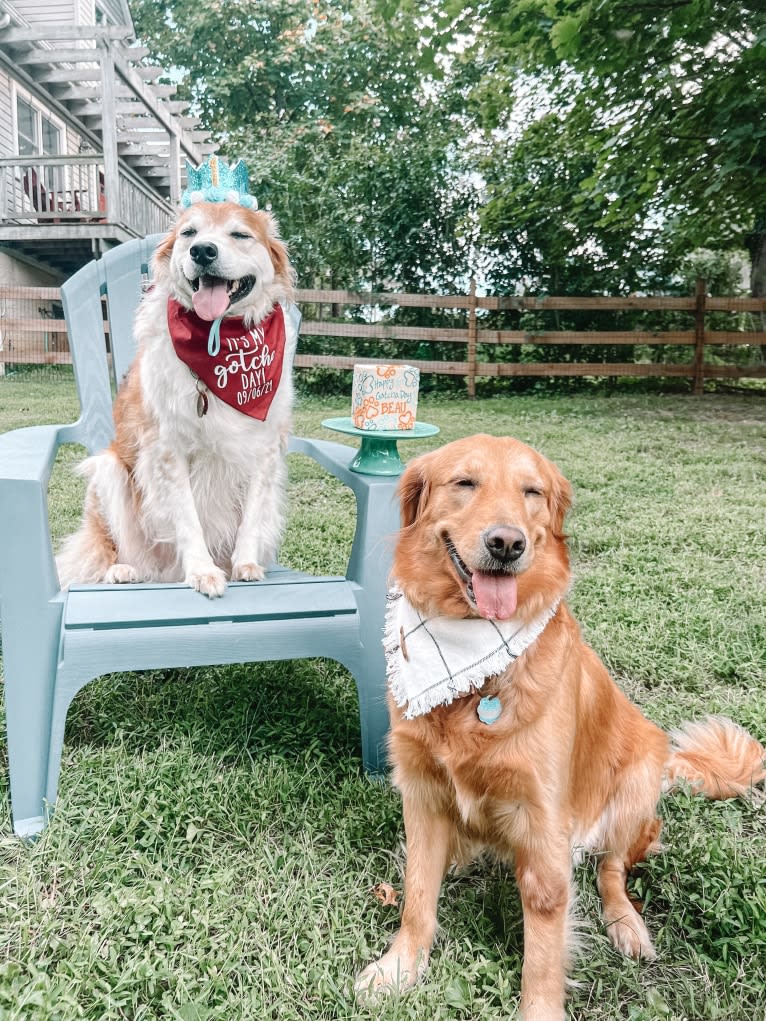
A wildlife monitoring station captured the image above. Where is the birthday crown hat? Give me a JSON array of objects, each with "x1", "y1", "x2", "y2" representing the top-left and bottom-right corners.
[{"x1": 181, "y1": 155, "x2": 258, "y2": 209}]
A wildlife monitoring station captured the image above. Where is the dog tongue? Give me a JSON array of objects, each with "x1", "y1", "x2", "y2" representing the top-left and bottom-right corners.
[
  {"x1": 192, "y1": 277, "x2": 230, "y2": 321},
  {"x1": 472, "y1": 572, "x2": 518, "y2": 620}
]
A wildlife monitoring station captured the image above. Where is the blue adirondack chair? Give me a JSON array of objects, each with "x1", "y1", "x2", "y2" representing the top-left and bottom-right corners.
[{"x1": 0, "y1": 235, "x2": 399, "y2": 838}]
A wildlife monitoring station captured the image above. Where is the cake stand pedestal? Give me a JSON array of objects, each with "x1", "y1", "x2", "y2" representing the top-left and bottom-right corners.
[{"x1": 321, "y1": 418, "x2": 440, "y2": 476}]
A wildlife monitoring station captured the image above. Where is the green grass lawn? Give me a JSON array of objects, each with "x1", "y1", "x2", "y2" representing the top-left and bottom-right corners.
[{"x1": 0, "y1": 376, "x2": 764, "y2": 1020}]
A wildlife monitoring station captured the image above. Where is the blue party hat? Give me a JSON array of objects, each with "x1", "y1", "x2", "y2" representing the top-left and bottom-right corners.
[{"x1": 181, "y1": 155, "x2": 258, "y2": 209}]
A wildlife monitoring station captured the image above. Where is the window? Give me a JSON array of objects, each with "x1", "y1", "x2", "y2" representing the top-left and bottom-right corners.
[
  {"x1": 16, "y1": 97, "x2": 62, "y2": 159},
  {"x1": 41, "y1": 115, "x2": 61, "y2": 157},
  {"x1": 17, "y1": 98, "x2": 37, "y2": 156},
  {"x1": 16, "y1": 94, "x2": 63, "y2": 210}
]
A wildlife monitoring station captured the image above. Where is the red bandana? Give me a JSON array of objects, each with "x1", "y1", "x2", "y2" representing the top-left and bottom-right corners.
[{"x1": 167, "y1": 299, "x2": 286, "y2": 420}]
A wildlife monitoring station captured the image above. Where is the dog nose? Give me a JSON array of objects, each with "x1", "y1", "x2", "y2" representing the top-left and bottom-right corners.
[
  {"x1": 483, "y1": 525, "x2": 526, "y2": 563},
  {"x1": 190, "y1": 242, "x2": 218, "y2": 267}
]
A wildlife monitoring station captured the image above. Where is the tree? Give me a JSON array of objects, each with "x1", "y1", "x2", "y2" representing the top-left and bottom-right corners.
[
  {"x1": 427, "y1": 0, "x2": 766, "y2": 297},
  {"x1": 130, "y1": 0, "x2": 477, "y2": 291},
  {"x1": 478, "y1": 103, "x2": 677, "y2": 296}
]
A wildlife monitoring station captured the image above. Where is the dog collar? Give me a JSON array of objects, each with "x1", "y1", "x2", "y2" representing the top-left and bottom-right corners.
[
  {"x1": 167, "y1": 299, "x2": 286, "y2": 421},
  {"x1": 385, "y1": 587, "x2": 560, "y2": 720}
]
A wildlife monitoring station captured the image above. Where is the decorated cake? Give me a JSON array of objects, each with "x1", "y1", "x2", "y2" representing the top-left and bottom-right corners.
[{"x1": 351, "y1": 363, "x2": 420, "y2": 431}]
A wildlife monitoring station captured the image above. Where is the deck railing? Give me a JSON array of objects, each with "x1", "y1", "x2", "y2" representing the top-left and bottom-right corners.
[{"x1": 0, "y1": 155, "x2": 173, "y2": 238}]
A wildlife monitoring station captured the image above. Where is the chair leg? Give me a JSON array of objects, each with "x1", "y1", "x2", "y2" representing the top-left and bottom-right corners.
[
  {"x1": 2, "y1": 600, "x2": 61, "y2": 833},
  {"x1": 44, "y1": 682, "x2": 81, "y2": 821},
  {"x1": 351, "y1": 643, "x2": 390, "y2": 775},
  {"x1": 345, "y1": 480, "x2": 399, "y2": 775}
]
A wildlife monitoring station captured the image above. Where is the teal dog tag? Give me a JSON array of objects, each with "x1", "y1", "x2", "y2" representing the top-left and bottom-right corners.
[{"x1": 477, "y1": 696, "x2": 502, "y2": 725}]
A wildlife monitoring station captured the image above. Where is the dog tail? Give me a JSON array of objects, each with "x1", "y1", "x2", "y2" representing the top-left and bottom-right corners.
[
  {"x1": 664, "y1": 715, "x2": 765, "y2": 800},
  {"x1": 55, "y1": 453, "x2": 124, "y2": 588}
]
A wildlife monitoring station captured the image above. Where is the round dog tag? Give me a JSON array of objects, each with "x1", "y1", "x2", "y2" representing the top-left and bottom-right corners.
[
  {"x1": 194, "y1": 375, "x2": 209, "y2": 417},
  {"x1": 477, "y1": 696, "x2": 502, "y2": 725}
]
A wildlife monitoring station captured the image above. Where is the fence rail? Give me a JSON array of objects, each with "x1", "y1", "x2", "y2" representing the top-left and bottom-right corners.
[{"x1": 1, "y1": 281, "x2": 764, "y2": 394}]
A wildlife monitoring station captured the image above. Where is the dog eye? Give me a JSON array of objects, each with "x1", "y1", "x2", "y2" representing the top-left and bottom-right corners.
[
  {"x1": 231, "y1": 231, "x2": 251, "y2": 240},
  {"x1": 524, "y1": 487, "x2": 543, "y2": 498},
  {"x1": 454, "y1": 479, "x2": 476, "y2": 488},
  {"x1": 180, "y1": 228, "x2": 197, "y2": 238}
]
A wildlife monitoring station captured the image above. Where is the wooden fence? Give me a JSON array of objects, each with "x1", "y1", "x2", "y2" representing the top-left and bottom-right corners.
[{"x1": 1, "y1": 280, "x2": 764, "y2": 395}]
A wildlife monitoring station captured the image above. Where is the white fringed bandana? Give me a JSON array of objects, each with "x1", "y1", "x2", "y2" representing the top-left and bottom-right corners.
[{"x1": 385, "y1": 587, "x2": 560, "y2": 720}]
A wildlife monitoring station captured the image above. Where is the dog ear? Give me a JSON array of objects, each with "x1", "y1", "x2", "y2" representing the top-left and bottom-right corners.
[
  {"x1": 151, "y1": 227, "x2": 176, "y2": 282},
  {"x1": 260, "y1": 212, "x2": 295, "y2": 289},
  {"x1": 398, "y1": 457, "x2": 432, "y2": 529},
  {"x1": 547, "y1": 461, "x2": 573, "y2": 537}
]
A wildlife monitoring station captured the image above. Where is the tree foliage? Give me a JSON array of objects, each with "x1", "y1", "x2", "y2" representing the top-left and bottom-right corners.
[
  {"x1": 130, "y1": 0, "x2": 476, "y2": 291},
  {"x1": 425, "y1": 0, "x2": 766, "y2": 294},
  {"x1": 131, "y1": 0, "x2": 766, "y2": 307}
]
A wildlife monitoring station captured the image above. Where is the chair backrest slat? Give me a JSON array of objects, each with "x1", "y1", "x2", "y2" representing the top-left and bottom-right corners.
[
  {"x1": 61, "y1": 234, "x2": 165, "y2": 454},
  {"x1": 60, "y1": 259, "x2": 115, "y2": 453},
  {"x1": 103, "y1": 233, "x2": 164, "y2": 385}
]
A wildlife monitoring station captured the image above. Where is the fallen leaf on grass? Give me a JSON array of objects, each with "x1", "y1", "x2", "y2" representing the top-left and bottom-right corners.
[
  {"x1": 371, "y1": 882, "x2": 400, "y2": 907},
  {"x1": 40, "y1": 876, "x2": 58, "y2": 909}
]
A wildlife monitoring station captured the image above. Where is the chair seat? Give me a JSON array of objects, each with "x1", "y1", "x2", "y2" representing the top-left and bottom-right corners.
[
  {"x1": 55, "y1": 566, "x2": 368, "y2": 709},
  {"x1": 64, "y1": 567, "x2": 358, "y2": 631}
]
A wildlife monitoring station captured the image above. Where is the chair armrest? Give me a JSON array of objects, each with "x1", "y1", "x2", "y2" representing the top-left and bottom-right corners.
[
  {"x1": 288, "y1": 435, "x2": 364, "y2": 494},
  {"x1": 0, "y1": 424, "x2": 65, "y2": 484},
  {"x1": 0, "y1": 425, "x2": 67, "y2": 607},
  {"x1": 288, "y1": 434, "x2": 400, "y2": 594}
]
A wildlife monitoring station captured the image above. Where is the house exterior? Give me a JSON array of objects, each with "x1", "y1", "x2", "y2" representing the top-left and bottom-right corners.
[{"x1": 0, "y1": 0, "x2": 215, "y2": 287}]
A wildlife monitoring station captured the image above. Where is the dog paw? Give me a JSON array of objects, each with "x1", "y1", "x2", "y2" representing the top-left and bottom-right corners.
[
  {"x1": 606, "y1": 912, "x2": 656, "y2": 961},
  {"x1": 186, "y1": 565, "x2": 227, "y2": 598},
  {"x1": 231, "y1": 561, "x2": 266, "y2": 582},
  {"x1": 354, "y1": 952, "x2": 423, "y2": 1002},
  {"x1": 104, "y1": 563, "x2": 139, "y2": 584}
]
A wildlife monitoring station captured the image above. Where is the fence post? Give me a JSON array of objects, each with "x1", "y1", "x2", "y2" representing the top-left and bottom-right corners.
[
  {"x1": 693, "y1": 277, "x2": 706, "y2": 396},
  {"x1": 467, "y1": 278, "x2": 478, "y2": 399}
]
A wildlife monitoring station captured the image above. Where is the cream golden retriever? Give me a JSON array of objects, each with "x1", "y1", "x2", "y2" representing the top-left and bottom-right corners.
[
  {"x1": 57, "y1": 200, "x2": 297, "y2": 597},
  {"x1": 356, "y1": 434, "x2": 765, "y2": 1021}
]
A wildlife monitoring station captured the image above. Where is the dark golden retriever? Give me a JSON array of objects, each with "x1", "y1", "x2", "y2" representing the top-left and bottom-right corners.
[{"x1": 356, "y1": 434, "x2": 764, "y2": 1021}]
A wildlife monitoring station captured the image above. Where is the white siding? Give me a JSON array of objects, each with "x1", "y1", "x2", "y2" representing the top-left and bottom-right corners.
[
  {"x1": 0, "y1": 70, "x2": 12, "y2": 158},
  {"x1": 65, "y1": 124, "x2": 84, "y2": 156},
  {"x1": 12, "y1": 0, "x2": 78, "y2": 25},
  {"x1": 77, "y1": 0, "x2": 95, "y2": 27}
]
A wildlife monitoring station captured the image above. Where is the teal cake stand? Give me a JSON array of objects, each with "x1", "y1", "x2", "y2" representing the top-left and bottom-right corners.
[{"x1": 322, "y1": 418, "x2": 440, "y2": 475}]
